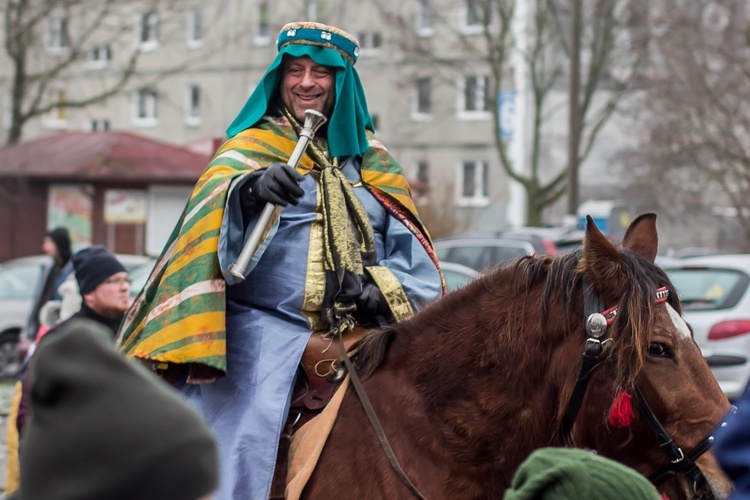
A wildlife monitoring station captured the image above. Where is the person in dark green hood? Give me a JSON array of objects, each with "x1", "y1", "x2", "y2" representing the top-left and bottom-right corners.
[{"x1": 118, "y1": 21, "x2": 444, "y2": 500}]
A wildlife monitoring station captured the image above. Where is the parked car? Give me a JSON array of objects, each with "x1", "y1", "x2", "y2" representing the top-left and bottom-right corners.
[
  {"x1": 440, "y1": 261, "x2": 479, "y2": 292},
  {"x1": 128, "y1": 258, "x2": 158, "y2": 298},
  {"x1": 434, "y1": 236, "x2": 536, "y2": 272},
  {"x1": 662, "y1": 255, "x2": 750, "y2": 400},
  {"x1": 0, "y1": 253, "x2": 153, "y2": 379}
]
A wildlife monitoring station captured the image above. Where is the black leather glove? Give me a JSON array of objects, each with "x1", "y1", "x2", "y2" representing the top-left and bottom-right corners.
[
  {"x1": 355, "y1": 280, "x2": 389, "y2": 318},
  {"x1": 242, "y1": 162, "x2": 305, "y2": 208}
]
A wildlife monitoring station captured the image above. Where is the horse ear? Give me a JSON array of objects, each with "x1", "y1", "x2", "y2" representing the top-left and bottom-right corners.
[
  {"x1": 581, "y1": 215, "x2": 623, "y2": 290},
  {"x1": 621, "y1": 213, "x2": 658, "y2": 263}
]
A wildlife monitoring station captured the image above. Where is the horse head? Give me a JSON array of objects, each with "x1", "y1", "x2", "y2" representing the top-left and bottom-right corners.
[{"x1": 572, "y1": 213, "x2": 732, "y2": 499}]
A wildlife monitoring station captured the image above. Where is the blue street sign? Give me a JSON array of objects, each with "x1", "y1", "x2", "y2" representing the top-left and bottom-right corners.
[{"x1": 498, "y1": 90, "x2": 516, "y2": 140}]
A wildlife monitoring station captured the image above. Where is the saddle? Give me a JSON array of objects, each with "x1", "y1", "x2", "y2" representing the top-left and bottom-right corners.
[
  {"x1": 270, "y1": 326, "x2": 365, "y2": 499},
  {"x1": 294, "y1": 327, "x2": 364, "y2": 412}
]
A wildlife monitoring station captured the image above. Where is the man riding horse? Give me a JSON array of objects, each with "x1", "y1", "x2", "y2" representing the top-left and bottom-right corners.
[{"x1": 117, "y1": 21, "x2": 444, "y2": 500}]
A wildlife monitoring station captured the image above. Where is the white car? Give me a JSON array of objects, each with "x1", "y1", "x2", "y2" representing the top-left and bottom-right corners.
[{"x1": 663, "y1": 255, "x2": 750, "y2": 400}]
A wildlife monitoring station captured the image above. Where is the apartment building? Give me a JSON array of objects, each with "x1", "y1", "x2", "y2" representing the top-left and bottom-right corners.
[{"x1": 0, "y1": 0, "x2": 524, "y2": 238}]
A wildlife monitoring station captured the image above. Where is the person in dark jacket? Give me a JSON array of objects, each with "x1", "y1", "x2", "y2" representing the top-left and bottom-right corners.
[
  {"x1": 16, "y1": 245, "x2": 131, "y2": 435},
  {"x1": 715, "y1": 383, "x2": 750, "y2": 499},
  {"x1": 23, "y1": 227, "x2": 73, "y2": 342}
]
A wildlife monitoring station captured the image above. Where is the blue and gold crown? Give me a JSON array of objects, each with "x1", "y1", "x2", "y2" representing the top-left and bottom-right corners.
[{"x1": 277, "y1": 22, "x2": 360, "y2": 65}]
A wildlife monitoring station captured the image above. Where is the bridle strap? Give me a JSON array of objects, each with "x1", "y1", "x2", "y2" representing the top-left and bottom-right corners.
[
  {"x1": 648, "y1": 403, "x2": 737, "y2": 486},
  {"x1": 337, "y1": 328, "x2": 428, "y2": 500},
  {"x1": 562, "y1": 277, "x2": 606, "y2": 434},
  {"x1": 634, "y1": 386, "x2": 713, "y2": 498}
]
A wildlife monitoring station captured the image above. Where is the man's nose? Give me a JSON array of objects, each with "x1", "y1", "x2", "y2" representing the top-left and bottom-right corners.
[{"x1": 300, "y1": 69, "x2": 315, "y2": 87}]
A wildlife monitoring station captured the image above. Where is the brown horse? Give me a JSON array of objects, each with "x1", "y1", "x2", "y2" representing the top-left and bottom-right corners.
[{"x1": 302, "y1": 214, "x2": 733, "y2": 499}]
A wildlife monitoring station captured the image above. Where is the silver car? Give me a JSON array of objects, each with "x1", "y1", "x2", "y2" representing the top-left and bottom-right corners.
[{"x1": 663, "y1": 255, "x2": 750, "y2": 400}]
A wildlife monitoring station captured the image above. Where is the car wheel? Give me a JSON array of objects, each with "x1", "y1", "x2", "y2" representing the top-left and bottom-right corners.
[{"x1": 0, "y1": 332, "x2": 20, "y2": 380}]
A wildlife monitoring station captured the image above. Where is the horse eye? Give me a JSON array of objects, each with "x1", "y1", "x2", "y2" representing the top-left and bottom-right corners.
[{"x1": 648, "y1": 343, "x2": 672, "y2": 358}]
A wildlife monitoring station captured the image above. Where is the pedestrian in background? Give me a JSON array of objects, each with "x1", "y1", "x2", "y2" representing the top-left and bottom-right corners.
[
  {"x1": 23, "y1": 227, "x2": 73, "y2": 345},
  {"x1": 16, "y1": 246, "x2": 131, "y2": 436}
]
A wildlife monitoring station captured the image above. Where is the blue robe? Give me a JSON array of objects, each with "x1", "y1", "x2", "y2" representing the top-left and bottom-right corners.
[{"x1": 181, "y1": 159, "x2": 442, "y2": 500}]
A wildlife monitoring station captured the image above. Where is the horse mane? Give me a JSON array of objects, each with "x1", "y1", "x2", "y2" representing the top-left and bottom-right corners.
[{"x1": 354, "y1": 249, "x2": 679, "y2": 390}]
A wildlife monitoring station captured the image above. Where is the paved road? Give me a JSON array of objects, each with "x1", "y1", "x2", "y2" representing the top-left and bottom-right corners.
[{"x1": 0, "y1": 381, "x2": 18, "y2": 499}]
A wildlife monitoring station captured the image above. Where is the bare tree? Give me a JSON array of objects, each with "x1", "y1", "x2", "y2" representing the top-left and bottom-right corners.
[
  {"x1": 620, "y1": 0, "x2": 750, "y2": 250},
  {"x1": 375, "y1": 0, "x2": 649, "y2": 225},
  {"x1": 1, "y1": 0, "x2": 208, "y2": 145}
]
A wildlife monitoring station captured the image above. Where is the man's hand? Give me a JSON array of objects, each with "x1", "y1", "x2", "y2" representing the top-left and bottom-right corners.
[
  {"x1": 355, "y1": 279, "x2": 389, "y2": 318},
  {"x1": 245, "y1": 162, "x2": 305, "y2": 207}
]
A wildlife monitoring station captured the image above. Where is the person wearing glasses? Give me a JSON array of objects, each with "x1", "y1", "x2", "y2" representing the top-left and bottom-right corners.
[{"x1": 16, "y1": 245, "x2": 131, "y2": 438}]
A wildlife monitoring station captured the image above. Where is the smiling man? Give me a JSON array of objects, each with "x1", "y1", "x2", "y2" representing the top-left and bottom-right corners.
[{"x1": 118, "y1": 21, "x2": 444, "y2": 500}]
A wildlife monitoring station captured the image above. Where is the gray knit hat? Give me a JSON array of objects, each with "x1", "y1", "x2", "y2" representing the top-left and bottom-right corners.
[
  {"x1": 504, "y1": 448, "x2": 661, "y2": 500},
  {"x1": 20, "y1": 319, "x2": 219, "y2": 500}
]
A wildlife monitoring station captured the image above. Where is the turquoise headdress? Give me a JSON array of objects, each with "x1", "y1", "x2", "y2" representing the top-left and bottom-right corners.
[{"x1": 226, "y1": 22, "x2": 374, "y2": 159}]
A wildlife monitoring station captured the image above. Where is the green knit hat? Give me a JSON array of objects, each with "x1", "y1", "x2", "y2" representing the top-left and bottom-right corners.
[
  {"x1": 226, "y1": 21, "x2": 374, "y2": 159},
  {"x1": 20, "y1": 319, "x2": 219, "y2": 500},
  {"x1": 504, "y1": 448, "x2": 661, "y2": 500}
]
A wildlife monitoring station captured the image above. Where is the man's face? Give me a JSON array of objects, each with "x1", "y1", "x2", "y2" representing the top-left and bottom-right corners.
[
  {"x1": 280, "y1": 56, "x2": 336, "y2": 123},
  {"x1": 42, "y1": 236, "x2": 59, "y2": 261},
  {"x1": 82, "y1": 271, "x2": 132, "y2": 318}
]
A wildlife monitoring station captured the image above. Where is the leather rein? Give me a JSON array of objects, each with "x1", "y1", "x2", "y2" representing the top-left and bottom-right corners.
[
  {"x1": 337, "y1": 325, "x2": 428, "y2": 499},
  {"x1": 563, "y1": 279, "x2": 735, "y2": 500}
]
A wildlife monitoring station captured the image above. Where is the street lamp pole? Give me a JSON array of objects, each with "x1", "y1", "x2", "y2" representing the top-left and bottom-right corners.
[{"x1": 567, "y1": 0, "x2": 582, "y2": 217}]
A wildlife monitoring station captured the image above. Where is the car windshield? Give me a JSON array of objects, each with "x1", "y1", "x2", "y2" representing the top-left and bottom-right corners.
[
  {"x1": 666, "y1": 268, "x2": 749, "y2": 311},
  {"x1": 0, "y1": 261, "x2": 45, "y2": 300}
]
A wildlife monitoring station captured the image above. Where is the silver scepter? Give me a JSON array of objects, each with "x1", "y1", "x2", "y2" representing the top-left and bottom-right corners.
[{"x1": 227, "y1": 109, "x2": 328, "y2": 280}]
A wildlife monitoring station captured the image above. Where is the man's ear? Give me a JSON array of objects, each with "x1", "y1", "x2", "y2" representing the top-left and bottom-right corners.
[{"x1": 81, "y1": 292, "x2": 95, "y2": 308}]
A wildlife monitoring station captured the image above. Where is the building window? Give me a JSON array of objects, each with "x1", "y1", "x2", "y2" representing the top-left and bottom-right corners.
[
  {"x1": 416, "y1": 0, "x2": 434, "y2": 36},
  {"x1": 47, "y1": 17, "x2": 70, "y2": 54},
  {"x1": 459, "y1": 75, "x2": 491, "y2": 120},
  {"x1": 412, "y1": 77, "x2": 432, "y2": 120},
  {"x1": 457, "y1": 160, "x2": 489, "y2": 205},
  {"x1": 185, "y1": 85, "x2": 201, "y2": 126},
  {"x1": 255, "y1": 2, "x2": 270, "y2": 45},
  {"x1": 137, "y1": 11, "x2": 159, "y2": 51},
  {"x1": 463, "y1": 0, "x2": 491, "y2": 34},
  {"x1": 88, "y1": 45, "x2": 112, "y2": 68},
  {"x1": 133, "y1": 87, "x2": 158, "y2": 126},
  {"x1": 358, "y1": 31, "x2": 382, "y2": 56},
  {"x1": 90, "y1": 119, "x2": 110, "y2": 131},
  {"x1": 44, "y1": 89, "x2": 68, "y2": 129},
  {"x1": 417, "y1": 161, "x2": 430, "y2": 185},
  {"x1": 186, "y1": 7, "x2": 203, "y2": 48}
]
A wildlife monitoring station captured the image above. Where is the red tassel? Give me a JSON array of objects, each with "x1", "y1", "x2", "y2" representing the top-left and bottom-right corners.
[{"x1": 608, "y1": 388, "x2": 635, "y2": 428}]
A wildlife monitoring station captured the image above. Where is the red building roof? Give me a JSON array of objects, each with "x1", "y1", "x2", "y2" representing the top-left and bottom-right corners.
[{"x1": 0, "y1": 131, "x2": 215, "y2": 182}]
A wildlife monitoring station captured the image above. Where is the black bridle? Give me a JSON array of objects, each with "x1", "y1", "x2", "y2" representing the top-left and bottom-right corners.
[{"x1": 563, "y1": 279, "x2": 733, "y2": 500}]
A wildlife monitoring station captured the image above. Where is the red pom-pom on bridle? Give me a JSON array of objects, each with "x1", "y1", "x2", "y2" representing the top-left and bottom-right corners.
[{"x1": 609, "y1": 388, "x2": 635, "y2": 428}]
